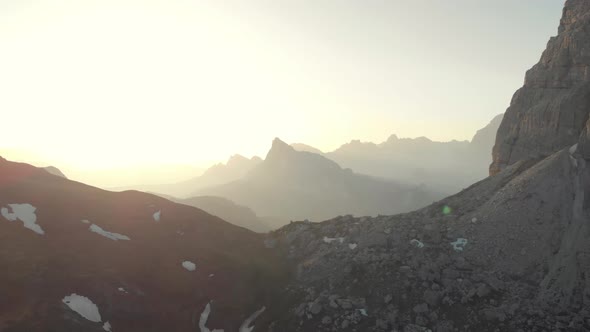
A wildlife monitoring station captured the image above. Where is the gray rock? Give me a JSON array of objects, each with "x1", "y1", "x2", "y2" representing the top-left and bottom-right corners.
[
  {"x1": 476, "y1": 284, "x2": 492, "y2": 298},
  {"x1": 423, "y1": 290, "x2": 441, "y2": 307},
  {"x1": 309, "y1": 302, "x2": 322, "y2": 315},
  {"x1": 404, "y1": 324, "x2": 431, "y2": 332},
  {"x1": 384, "y1": 294, "x2": 393, "y2": 304},
  {"x1": 413, "y1": 303, "x2": 429, "y2": 314}
]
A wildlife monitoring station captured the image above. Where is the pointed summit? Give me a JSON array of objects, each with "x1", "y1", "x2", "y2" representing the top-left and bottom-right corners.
[{"x1": 265, "y1": 137, "x2": 296, "y2": 161}]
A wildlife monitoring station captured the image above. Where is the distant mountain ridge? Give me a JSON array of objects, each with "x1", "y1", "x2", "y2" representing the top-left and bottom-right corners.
[
  {"x1": 291, "y1": 114, "x2": 503, "y2": 193},
  {"x1": 196, "y1": 138, "x2": 443, "y2": 227},
  {"x1": 110, "y1": 154, "x2": 262, "y2": 198},
  {"x1": 164, "y1": 195, "x2": 271, "y2": 232}
]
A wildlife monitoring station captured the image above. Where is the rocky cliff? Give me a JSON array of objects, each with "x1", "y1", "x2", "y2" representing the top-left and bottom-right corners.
[{"x1": 491, "y1": 0, "x2": 590, "y2": 175}]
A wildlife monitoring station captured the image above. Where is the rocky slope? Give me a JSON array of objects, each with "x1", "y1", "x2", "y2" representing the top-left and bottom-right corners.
[
  {"x1": 0, "y1": 157, "x2": 287, "y2": 332},
  {"x1": 267, "y1": 145, "x2": 589, "y2": 331},
  {"x1": 263, "y1": 1, "x2": 590, "y2": 331}
]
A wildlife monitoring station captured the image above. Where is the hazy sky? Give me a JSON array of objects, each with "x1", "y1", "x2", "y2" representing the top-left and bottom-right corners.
[{"x1": 0, "y1": 0, "x2": 564, "y2": 185}]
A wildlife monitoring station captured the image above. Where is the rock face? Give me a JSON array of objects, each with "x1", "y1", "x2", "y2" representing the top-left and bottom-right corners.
[{"x1": 490, "y1": 0, "x2": 590, "y2": 175}]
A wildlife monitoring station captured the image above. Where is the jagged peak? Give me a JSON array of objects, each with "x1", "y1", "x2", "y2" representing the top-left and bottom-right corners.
[
  {"x1": 266, "y1": 137, "x2": 296, "y2": 160},
  {"x1": 558, "y1": 0, "x2": 590, "y2": 33}
]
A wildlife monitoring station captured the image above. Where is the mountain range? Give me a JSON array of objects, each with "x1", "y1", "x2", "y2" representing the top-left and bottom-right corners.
[
  {"x1": 2, "y1": 1, "x2": 590, "y2": 331},
  {"x1": 293, "y1": 114, "x2": 503, "y2": 194},
  {"x1": 194, "y1": 138, "x2": 443, "y2": 227},
  {"x1": 114, "y1": 116, "x2": 500, "y2": 230}
]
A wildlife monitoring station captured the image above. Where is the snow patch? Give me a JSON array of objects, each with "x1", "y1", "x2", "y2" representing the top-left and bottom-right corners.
[
  {"x1": 209, "y1": 274, "x2": 215, "y2": 278},
  {"x1": 81, "y1": 219, "x2": 91, "y2": 224},
  {"x1": 117, "y1": 287, "x2": 128, "y2": 293},
  {"x1": 323, "y1": 236, "x2": 345, "y2": 244},
  {"x1": 410, "y1": 239, "x2": 424, "y2": 248},
  {"x1": 89, "y1": 224, "x2": 130, "y2": 241},
  {"x1": 153, "y1": 210, "x2": 161, "y2": 222},
  {"x1": 1, "y1": 203, "x2": 44, "y2": 235},
  {"x1": 199, "y1": 302, "x2": 224, "y2": 332},
  {"x1": 62, "y1": 294, "x2": 102, "y2": 323},
  {"x1": 239, "y1": 306, "x2": 266, "y2": 332},
  {"x1": 570, "y1": 143, "x2": 578, "y2": 154},
  {"x1": 451, "y1": 238, "x2": 468, "y2": 252},
  {"x1": 103, "y1": 321, "x2": 112, "y2": 331},
  {"x1": 358, "y1": 308, "x2": 368, "y2": 316},
  {"x1": 348, "y1": 243, "x2": 358, "y2": 250},
  {"x1": 182, "y1": 261, "x2": 196, "y2": 271}
]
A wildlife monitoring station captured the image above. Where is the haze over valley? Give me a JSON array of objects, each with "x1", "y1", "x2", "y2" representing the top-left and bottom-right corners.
[{"x1": 2, "y1": 1, "x2": 590, "y2": 331}]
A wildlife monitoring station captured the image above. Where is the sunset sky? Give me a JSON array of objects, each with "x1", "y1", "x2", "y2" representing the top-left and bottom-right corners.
[{"x1": 0, "y1": 0, "x2": 564, "y2": 186}]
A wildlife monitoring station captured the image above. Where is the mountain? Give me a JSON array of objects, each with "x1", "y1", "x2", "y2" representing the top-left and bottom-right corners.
[
  {"x1": 0, "y1": 156, "x2": 286, "y2": 331},
  {"x1": 490, "y1": 1, "x2": 590, "y2": 175},
  {"x1": 171, "y1": 196, "x2": 271, "y2": 233},
  {"x1": 196, "y1": 138, "x2": 444, "y2": 228},
  {"x1": 111, "y1": 155, "x2": 262, "y2": 198},
  {"x1": 324, "y1": 114, "x2": 503, "y2": 194},
  {"x1": 43, "y1": 166, "x2": 67, "y2": 178},
  {"x1": 264, "y1": 2, "x2": 590, "y2": 330},
  {"x1": 470, "y1": 114, "x2": 504, "y2": 151}
]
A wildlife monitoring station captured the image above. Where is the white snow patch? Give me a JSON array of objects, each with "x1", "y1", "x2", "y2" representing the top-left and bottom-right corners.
[
  {"x1": 153, "y1": 210, "x2": 161, "y2": 222},
  {"x1": 199, "y1": 302, "x2": 225, "y2": 332},
  {"x1": 209, "y1": 274, "x2": 215, "y2": 278},
  {"x1": 358, "y1": 308, "x2": 368, "y2": 316},
  {"x1": 410, "y1": 239, "x2": 424, "y2": 248},
  {"x1": 239, "y1": 306, "x2": 266, "y2": 332},
  {"x1": 182, "y1": 261, "x2": 196, "y2": 271},
  {"x1": 62, "y1": 294, "x2": 102, "y2": 323},
  {"x1": 1, "y1": 203, "x2": 44, "y2": 235},
  {"x1": 89, "y1": 224, "x2": 130, "y2": 241},
  {"x1": 103, "y1": 321, "x2": 112, "y2": 331},
  {"x1": 81, "y1": 219, "x2": 91, "y2": 224},
  {"x1": 323, "y1": 236, "x2": 345, "y2": 244},
  {"x1": 451, "y1": 238, "x2": 468, "y2": 252},
  {"x1": 348, "y1": 243, "x2": 358, "y2": 250},
  {"x1": 471, "y1": 217, "x2": 478, "y2": 224},
  {"x1": 117, "y1": 287, "x2": 128, "y2": 293},
  {"x1": 570, "y1": 143, "x2": 578, "y2": 154}
]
